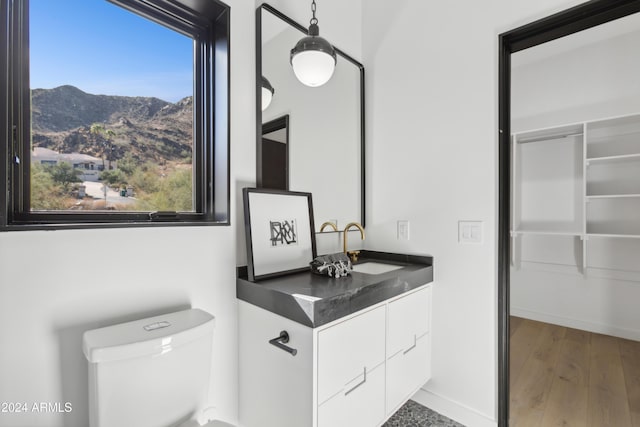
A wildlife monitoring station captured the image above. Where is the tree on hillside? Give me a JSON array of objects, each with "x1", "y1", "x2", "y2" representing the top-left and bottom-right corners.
[
  {"x1": 46, "y1": 162, "x2": 82, "y2": 192},
  {"x1": 90, "y1": 123, "x2": 117, "y2": 170},
  {"x1": 117, "y1": 152, "x2": 139, "y2": 176},
  {"x1": 100, "y1": 169, "x2": 127, "y2": 186}
]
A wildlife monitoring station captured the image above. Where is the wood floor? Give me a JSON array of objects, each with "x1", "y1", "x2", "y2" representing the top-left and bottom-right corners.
[{"x1": 510, "y1": 316, "x2": 640, "y2": 427}]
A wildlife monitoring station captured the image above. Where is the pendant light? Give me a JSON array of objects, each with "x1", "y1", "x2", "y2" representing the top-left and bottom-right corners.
[
  {"x1": 290, "y1": 0, "x2": 336, "y2": 87},
  {"x1": 261, "y1": 76, "x2": 275, "y2": 111}
]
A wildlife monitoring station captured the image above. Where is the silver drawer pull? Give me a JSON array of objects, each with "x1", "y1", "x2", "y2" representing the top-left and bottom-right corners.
[
  {"x1": 403, "y1": 334, "x2": 417, "y2": 355},
  {"x1": 344, "y1": 367, "x2": 367, "y2": 396}
]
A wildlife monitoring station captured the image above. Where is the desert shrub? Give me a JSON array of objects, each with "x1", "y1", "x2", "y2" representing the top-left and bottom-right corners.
[
  {"x1": 117, "y1": 152, "x2": 139, "y2": 176},
  {"x1": 100, "y1": 169, "x2": 127, "y2": 186},
  {"x1": 128, "y1": 162, "x2": 161, "y2": 194},
  {"x1": 139, "y1": 168, "x2": 192, "y2": 211},
  {"x1": 31, "y1": 163, "x2": 70, "y2": 210}
]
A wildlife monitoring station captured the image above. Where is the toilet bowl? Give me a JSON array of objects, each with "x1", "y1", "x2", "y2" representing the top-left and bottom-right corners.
[{"x1": 83, "y1": 308, "x2": 236, "y2": 427}]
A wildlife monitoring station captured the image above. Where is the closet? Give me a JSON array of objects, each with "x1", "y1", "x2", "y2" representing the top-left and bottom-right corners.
[{"x1": 511, "y1": 112, "x2": 640, "y2": 282}]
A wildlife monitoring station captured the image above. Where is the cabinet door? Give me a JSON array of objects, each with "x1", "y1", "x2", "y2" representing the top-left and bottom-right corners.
[
  {"x1": 317, "y1": 363, "x2": 385, "y2": 427},
  {"x1": 387, "y1": 286, "x2": 430, "y2": 358},
  {"x1": 386, "y1": 286, "x2": 431, "y2": 415},
  {"x1": 386, "y1": 334, "x2": 430, "y2": 414},
  {"x1": 238, "y1": 301, "x2": 314, "y2": 427},
  {"x1": 317, "y1": 305, "x2": 386, "y2": 405}
]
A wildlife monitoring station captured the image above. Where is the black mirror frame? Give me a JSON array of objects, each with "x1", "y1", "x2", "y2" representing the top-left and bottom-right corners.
[
  {"x1": 255, "y1": 3, "x2": 366, "y2": 229},
  {"x1": 497, "y1": 1, "x2": 640, "y2": 425}
]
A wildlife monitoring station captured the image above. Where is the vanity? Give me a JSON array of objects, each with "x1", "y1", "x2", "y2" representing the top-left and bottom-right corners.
[
  {"x1": 237, "y1": 251, "x2": 434, "y2": 427},
  {"x1": 244, "y1": 4, "x2": 432, "y2": 425}
]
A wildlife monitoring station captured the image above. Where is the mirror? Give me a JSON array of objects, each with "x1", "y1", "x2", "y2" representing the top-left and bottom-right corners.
[{"x1": 257, "y1": 4, "x2": 365, "y2": 232}]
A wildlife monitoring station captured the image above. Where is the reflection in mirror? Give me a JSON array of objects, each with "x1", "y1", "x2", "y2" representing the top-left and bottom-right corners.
[
  {"x1": 257, "y1": 4, "x2": 364, "y2": 232},
  {"x1": 260, "y1": 115, "x2": 289, "y2": 191}
]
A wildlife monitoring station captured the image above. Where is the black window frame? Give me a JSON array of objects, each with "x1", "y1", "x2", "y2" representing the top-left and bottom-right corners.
[{"x1": 0, "y1": 0, "x2": 230, "y2": 231}]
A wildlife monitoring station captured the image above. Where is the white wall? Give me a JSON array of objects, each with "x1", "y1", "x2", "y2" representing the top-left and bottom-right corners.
[
  {"x1": 512, "y1": 25, "x2": 640, "y2": 132},
  {"x1": 360, "y1": 1, "x2": 585, "y2": 426},
  {"x1": 510, "y1": 16, "x2": 640, "y2": 341},
  {"x1": 0, "y1": 0, "x2": 256, "y2": 426},
  {"x1": 256, "y1": 0, "x2": 362, "y2": 60}
]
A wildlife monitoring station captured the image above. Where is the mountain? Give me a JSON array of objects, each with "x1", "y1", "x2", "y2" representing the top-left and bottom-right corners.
[{"x1": 31, "y1": 85, "x2": 193, "y2": 164}]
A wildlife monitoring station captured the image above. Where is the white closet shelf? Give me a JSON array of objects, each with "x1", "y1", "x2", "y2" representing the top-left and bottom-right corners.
[
  {"x1": 586, "y1": 233, "x2": 640, "y2": 239},
  {"x1": 510, "y1": 229, "x2": 582, "y2": 237},
  {"x1": 511, "y1": 230, "x2": 640, "y2": 239},
  {"x1": 514, "y1": 123, "x2": 584, "y2": 144},
  {"x1": 586, "y1": 194, "x2": 640, "y2": 199},
  {"x1": 586, "y1": 153, "x2": 640, "y2": 165}
]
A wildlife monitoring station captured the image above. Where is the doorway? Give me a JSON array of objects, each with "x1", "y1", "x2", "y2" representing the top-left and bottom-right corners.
[
  {"x1": 498, "y1": 1, "x2": 640, "y2": 425},
  {"x1": 258, "y1": 115, "x2": 289, "y2": 190}
]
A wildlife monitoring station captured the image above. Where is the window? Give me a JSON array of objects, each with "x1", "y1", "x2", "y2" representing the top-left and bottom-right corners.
[{"x1": 0, "y1": 0, "x2": 230, "y2": 230}]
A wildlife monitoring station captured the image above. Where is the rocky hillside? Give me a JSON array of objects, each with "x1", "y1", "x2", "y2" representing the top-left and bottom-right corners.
[{"x1": 31, "y1": 85, "x2": 193, "y2": 164}]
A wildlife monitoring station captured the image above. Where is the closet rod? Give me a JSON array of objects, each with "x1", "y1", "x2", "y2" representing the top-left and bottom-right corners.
[{"x1": 517, "y1": 132, "x2": 583, "y2": 144}]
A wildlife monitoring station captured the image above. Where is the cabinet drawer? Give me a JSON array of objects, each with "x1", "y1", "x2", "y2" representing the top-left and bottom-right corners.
[
  {"x1": 317, "y1": 305, "x2": 386, "y2": 404},
  {"x1": 386, "y1": 333, "x2": 431, "y2": 415},
  {"x1": 387, "y1": 286, "x2": 430, "y2": 358},
  {"x1": 318, "y1": 362, "x2": 385, "y2": 427}
]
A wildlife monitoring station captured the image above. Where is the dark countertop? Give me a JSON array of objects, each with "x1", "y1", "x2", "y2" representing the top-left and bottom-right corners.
[{"x1": 237, "y1": 250, "x2": 433, "y2": 328}]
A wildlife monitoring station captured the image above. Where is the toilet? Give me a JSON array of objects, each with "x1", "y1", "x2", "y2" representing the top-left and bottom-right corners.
[{"x1": 82, "y1": 308, "x2": 235, "y2": 427}]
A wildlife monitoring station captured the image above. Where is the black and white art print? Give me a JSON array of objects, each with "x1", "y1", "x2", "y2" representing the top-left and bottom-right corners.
[
  {"x1": 269, "y1": 219, "x2": 298, "y2": 247},
  {"x1": 243, "y1": 188, "x2": 317, "y2": 281}
]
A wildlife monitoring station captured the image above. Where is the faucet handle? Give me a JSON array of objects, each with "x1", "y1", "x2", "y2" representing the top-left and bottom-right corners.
[
  {"x1": 319, "y1": 221, "x2": 338, "y2": 232},
  {"x1": 347, "y1": 250, "x2": 360, "y2": 263}
]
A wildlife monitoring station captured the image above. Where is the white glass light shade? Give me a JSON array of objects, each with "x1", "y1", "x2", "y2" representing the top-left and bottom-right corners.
[
  {"x1": 291, "y1": 50, "x2": 335, "y2": 87},
  {"x1": 261, "y1": 76, "x2": 274, "y2": 111},
  {"x1": 261, "y1": 86, "x2": 273, "y2": 110}
]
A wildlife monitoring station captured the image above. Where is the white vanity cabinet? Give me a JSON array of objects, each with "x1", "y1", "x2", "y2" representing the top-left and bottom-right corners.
[
  {"x1": 238, "y1": 284, "x2": 432, "y2": 427},
  {"x1": 385, "y1": 286, "x2": 431, "y2": 416}
]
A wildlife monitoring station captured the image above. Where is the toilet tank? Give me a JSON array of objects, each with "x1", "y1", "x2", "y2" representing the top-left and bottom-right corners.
[{"x1": 83, "y1": 309, "x2": 215, "y2": 427}]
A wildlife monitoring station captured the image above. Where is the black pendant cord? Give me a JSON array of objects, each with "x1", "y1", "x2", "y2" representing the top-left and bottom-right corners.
[{"x1": 310, "y1": 0, "x2": 318, "y2": 26}]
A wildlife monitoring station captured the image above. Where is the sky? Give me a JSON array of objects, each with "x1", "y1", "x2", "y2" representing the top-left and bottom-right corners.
[{"x1": 30, "y1": 0, "x2": 193, "y2": 103}]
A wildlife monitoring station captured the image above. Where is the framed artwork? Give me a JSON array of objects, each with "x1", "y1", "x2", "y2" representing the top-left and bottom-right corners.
[{"x1": 243, "y1": 188, "x2": 317, "y2": 281}]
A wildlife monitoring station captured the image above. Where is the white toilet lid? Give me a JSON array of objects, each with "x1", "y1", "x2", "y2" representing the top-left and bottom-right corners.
[
  {"x1": 201, "y1": 421, "x2": 235, "y2": 427},
  {"x1": 178, "y1": 419, "x2": 235, "y2": 427}
]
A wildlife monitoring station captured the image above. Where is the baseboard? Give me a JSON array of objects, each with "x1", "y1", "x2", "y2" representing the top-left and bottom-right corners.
[
  {"x1": 411, "y1": 387, "x2": 497, "y2": 427},
  {"x1": 511, "y1": 307, "x2": 640, "y2": 341}
]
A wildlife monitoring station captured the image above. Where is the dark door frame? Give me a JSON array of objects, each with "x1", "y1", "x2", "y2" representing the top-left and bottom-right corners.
[
  {"x1": 258, "y1": 115, "x2": 290, "y2": 190},
  {"x1": 497, "y1": 1, "x2": 640, "y2": 425}
]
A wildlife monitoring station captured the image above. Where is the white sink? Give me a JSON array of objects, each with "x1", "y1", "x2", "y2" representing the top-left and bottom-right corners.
[{"x1": 351, "y1": 262, "x2": 403, "y2": 275}]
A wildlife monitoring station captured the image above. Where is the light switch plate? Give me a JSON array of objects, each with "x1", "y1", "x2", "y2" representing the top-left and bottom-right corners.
[
  {"x1": 397, "y1": 220, "x2": 410, "y2": 240},
  {"x1": 458, "y1": 221, "x2": 483, "y2": 244}
]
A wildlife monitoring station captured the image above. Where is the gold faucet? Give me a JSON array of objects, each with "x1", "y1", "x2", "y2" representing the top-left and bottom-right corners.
[
  {"x1": 343, "y1": 222, "x2": 365, "y2": 263},
  {"x1": 319, "y1": 221, "x2": 338, "y2": 232}
]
